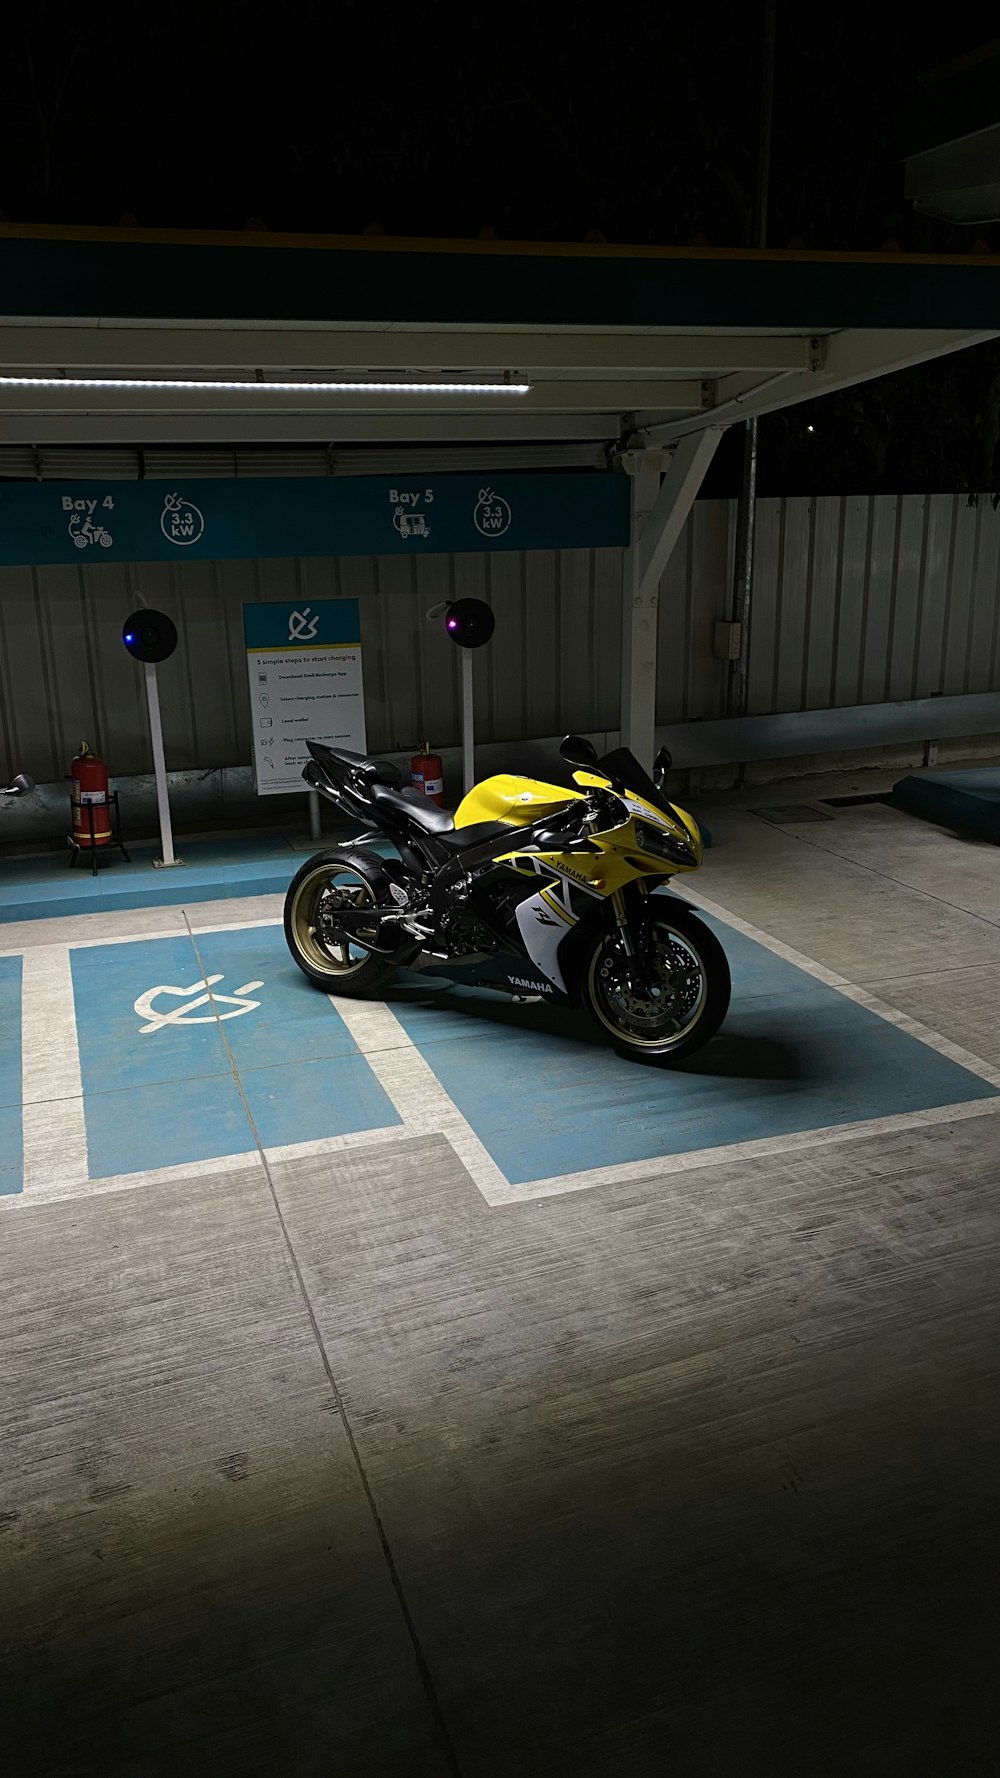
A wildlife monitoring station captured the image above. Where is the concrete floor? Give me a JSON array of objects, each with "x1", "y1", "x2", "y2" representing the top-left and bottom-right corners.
[{"x1": 2, "y1": 792, "x2": 999, "y2": 1775}]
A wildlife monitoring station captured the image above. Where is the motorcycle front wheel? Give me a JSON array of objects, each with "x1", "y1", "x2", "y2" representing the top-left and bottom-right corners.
[
  {"x1": 583, "y1": 903, "x2": 731, "y2": 1064},
  {"x1": 284, "y1": 849, "x2": 395, "y2": 995}
]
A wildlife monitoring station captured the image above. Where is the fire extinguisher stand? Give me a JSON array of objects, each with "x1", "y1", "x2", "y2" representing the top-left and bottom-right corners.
[
  {"x1": 68, "y1": 791, "x2": 131, "y2": 875},
  {"x1": 144, "y1": 662, "x2": 181, "y2": 868}
]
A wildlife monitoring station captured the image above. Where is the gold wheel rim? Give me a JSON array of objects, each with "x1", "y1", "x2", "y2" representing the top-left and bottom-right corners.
[
  {"x1": 289, "y1": 865, "x2": 378, "y2": 977},
  {"x1": 589, "y1": 922, "x2": 707, "y2": 1051}
]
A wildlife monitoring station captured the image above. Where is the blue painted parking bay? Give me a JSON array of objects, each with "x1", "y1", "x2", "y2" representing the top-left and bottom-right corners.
[
  {"x1": 59, "y1": 912, "x2": 998, "y2": 1192},
  {"x1": 390, "y1": 916, "x2": 998, "y2": 1185},
  {"x1": 70, "y1": 926, "x2": 400, "y2": 1180},
  {"x1": 0, "y1": 834, "x2": 303, "y2": 924}
]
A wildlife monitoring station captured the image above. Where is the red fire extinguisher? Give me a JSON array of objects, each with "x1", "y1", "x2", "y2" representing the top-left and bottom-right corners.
[
  {"x1": 71, "y1": 741, "x2": 112, "y2": 847},
  {"x1": 410, "y1": 741, "x2": 444, "y2": 807}
]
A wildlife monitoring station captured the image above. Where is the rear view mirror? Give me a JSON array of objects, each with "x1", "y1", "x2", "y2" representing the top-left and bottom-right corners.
[
  {"x1": 559, "y1": 734, "x2": 599, "y2": 769},
  {"x1": 653, "y1": 745, "x2": 672, "y2": 788}
]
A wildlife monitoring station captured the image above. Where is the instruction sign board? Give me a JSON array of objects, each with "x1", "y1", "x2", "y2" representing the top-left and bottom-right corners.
[
  {"x1": 243, "y1": 599, "x2": 365, "y2": 797},
  {"x1": 0, "y1": 473, "x2": 629, "y2": 567}
]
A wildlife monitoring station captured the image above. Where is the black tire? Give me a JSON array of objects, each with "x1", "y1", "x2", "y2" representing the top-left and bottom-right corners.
[
  {"x1": 582, "y1": 901, "x2": 731, "y2": 1065},
  {"x1": 284, "y1": 849, "x2": 397, "y2": 995}
]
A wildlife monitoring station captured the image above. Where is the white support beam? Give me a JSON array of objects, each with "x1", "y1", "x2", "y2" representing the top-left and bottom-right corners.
[
  {"x1": 0, "y1": 324, "x2": 815, "y2": 376},
  {"x1": 641, "y1": 328, "x2": 1000, "y2": 442},
  {"x1": 620, "y1": 429, "x2": 723, "y2": 766},
  {"x1": 620, "y1": 458, "x2": 662, "y2": 773},
  {"x1": 637, "y1": 430, "x2": 724, "y2": 598},
  {"x1": 0, "y1": 379, "x2": 708, "y2": 417},
  {"x1": 0, "y1": 411, "x2": 620, "y2": 445}
]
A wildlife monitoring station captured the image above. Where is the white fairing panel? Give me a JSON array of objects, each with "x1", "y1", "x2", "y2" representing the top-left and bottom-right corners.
[{"x1": 514, "y1": 892, "x2": 570, "y2": 993}]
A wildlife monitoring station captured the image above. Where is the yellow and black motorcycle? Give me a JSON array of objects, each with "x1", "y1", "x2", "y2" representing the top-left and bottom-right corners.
[{"x1": 284, "y1": 735, "x2": 730, "y2": 1063}]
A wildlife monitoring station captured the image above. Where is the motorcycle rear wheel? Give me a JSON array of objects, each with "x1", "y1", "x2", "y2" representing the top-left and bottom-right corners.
[
  {"x1": 284, "y1": 850, "x2": 395, "y2": 995},
  {"x1": 583, "y1": 902, "x2": 730, "y2": 1064}
]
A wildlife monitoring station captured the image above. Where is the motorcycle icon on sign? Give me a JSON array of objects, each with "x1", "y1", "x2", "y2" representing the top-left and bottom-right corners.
[{"x1": 69, "y1": 515, "x2": 113, "y2": 549}]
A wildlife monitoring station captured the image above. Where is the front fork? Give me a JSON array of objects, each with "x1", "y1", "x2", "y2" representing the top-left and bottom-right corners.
[
  {"x1": 609, "y1": 887, "x2": 634, "y2": 955},
  {"x1": 610, "y1": 880, "x2": 653, "y2": 953},
  {"x1": 611, "y1": 884, "x2": 662, "y2": 994}
]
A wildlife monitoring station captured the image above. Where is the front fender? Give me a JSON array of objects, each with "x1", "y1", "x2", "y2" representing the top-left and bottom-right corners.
[
  {"x1": 554, "y1": 900, "x2": 611, "y2": 1004},
  {"x1": 555, "y1": 881, "x2": 696, "y2": 1002}
]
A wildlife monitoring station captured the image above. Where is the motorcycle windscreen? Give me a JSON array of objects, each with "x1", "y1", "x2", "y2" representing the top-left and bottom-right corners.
[{"x1": 597, "y1": 746, "x2": 675, "y2": 819}]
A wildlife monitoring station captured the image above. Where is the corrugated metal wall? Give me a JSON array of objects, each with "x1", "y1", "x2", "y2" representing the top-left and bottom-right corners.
[
  {"x1": 655, "y1": 501, "x2": 733, "y2": 722},
  {"x1": 1, "y1": 494, "x2": 998, "y2": 782},
  {"x1": 0, "y1": 547, "x2": 627, "y2": 779},
  {"x1": 745, "y1": 495, "x2": 1000, "y2": 717}
]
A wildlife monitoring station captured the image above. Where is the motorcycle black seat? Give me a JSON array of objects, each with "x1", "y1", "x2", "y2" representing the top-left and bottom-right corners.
[
  {"x1": 369, "y1": 782, "x2": 456, "y2": 833},
  {"x1": 311, "y1": 743, "x2": 403, "y2": 787},
  {"x1": 322, "y1": 745, "x2": 366, "y2": 764},
  {"x1": 436, "y1": 820, "x2": 514, "y2": 852}
]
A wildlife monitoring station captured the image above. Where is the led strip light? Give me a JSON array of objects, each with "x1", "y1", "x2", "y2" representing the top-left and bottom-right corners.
[{"x1": 0, "y1": 375, "x2": 531, "y2": 395}]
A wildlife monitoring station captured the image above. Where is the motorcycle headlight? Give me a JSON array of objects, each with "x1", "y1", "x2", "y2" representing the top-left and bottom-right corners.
[{"x1": 634, "y1": 821, "x2": 697, "y2": 866}]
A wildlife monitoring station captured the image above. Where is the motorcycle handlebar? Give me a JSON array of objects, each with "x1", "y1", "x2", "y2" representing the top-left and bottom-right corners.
[
  {"x1": 533, "y1": 788, "x2": 624, "y2": 851},
  {"x1": 533, "y1": 821, "x2": 599, "y2": 852}
]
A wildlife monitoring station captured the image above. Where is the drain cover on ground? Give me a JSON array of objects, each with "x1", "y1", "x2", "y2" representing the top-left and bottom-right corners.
[{"x1": 751, "y1": 804, "x2": 835, "y2": 826}]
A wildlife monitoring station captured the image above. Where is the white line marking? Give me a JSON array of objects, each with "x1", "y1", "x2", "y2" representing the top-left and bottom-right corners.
[
  {"x1": 484, "y1": 1096, "x2": 1000, "y2": 1205},
  {"x1": 0, "y1": 908, "x2": 189, "y2": 957},
  {"x1": 330, "y1": 994, "x2": 510, "y2": 1200},
  {"x1": 0, "y1": 905, "x2": 284, "y2": 958},
  {"x1": 9, "y1": 1121, "x2": 410, "y2": 1208},
  {"x1": 67, "y1": 914, "x2": 284, "y2": 951},
  {"x1": 679, "y1": 885, "x2": 1000, "y2": 1088},
  {"x1": 683, "y1": 885, "x2": 1000, "y2": 1087},
  {"x1": 21, "y1": 1146, "x2": 264, "y2": 1206},
  {"x1": 264, "y1": 1124, "x2": 415, "y2": 1165},
  {"x1": 20, "y1": 946, "x2": 88, "y2": 1192},
  {"x1": 834, "y1": 988, "x2": 1000, "y2": 1087}
]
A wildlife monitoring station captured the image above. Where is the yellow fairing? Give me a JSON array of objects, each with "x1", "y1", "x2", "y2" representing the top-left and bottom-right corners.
[
  {"x1": 455, "y1": 773, "x2": 584, "y2": 829},
  {"x1": 454, "y1": 770, "x2": 702, "y2": 892}
]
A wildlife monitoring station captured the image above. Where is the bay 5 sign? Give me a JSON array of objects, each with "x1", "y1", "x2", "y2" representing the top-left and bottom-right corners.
[{"x1": 242, "y1": 599, "x2": 366, "y2": 797}]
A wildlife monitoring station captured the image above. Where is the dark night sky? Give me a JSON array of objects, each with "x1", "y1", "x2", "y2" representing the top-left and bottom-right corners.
[
  {"x1": 1, "y1": 0, "x2": 999, "y2": 493},
  {"x1": 1, "y1": 0, "x2": 995, "y2": 247}
]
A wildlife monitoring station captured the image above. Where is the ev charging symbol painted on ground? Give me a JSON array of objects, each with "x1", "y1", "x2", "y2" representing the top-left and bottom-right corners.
[{"x1": 134, "y1": 975, "x2": 264, "y2": 1034}]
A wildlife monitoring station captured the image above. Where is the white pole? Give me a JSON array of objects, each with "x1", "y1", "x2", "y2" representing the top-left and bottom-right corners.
[
  {"x1": 461, "y1": 648, "x2": 475, "y2": 795},
  {"x1": 144, "y1": 660, "x2": 179, "y2": 867},
  {"x1": 308, "y1": 787, "x2": 322, "y2": 841}
]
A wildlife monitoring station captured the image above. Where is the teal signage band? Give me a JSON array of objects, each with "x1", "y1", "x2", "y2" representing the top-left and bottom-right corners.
[
  {"x1": 0, "y1": 472, "x2": 629, "y2": 567},
  {"x1": 242, "y1": 598, "x2": 362, "y2": 651}
]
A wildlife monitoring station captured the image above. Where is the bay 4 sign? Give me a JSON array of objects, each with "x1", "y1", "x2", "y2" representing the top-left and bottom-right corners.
[
  {"x1": 243, "y1": 598, "x2": 365, "y2": 797},
  {"x1": 0, "y1": 473, "x2": 629, "y2": 566}
]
